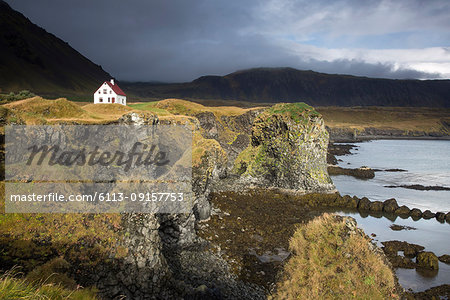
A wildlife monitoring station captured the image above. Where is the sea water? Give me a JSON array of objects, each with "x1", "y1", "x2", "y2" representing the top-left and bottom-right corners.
[
  {"x1": 330, "y1": 139, "x2": 450, "y2": 292},
  {"x1": 332, "y1": 139, "x2": 450, "y2": 212}
]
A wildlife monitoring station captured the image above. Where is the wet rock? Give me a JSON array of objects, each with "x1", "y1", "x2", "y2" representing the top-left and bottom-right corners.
[
  {"x1": 369, "y1": 201, "x2": 384, "y2": 212},
  {"x1": 422, "y1": 210, "x2": 435, "y2": 219},
  {"x1": 346, "y1": 196, "x2": 360, "y2": 209},
  {"x1": 387, "y1": 255, "x2": 416, "y2": 268},
  {"x1": 358, "y1": 197, "x2": 371, "y2": 211},
  {"x1": 382, "y1": 241, "x2": 424, "y2": 259},
  {"x1": 395, "y1": 205, "x2": 410, "y2": 216},
  {"x1": 385, "y1": 184, "x2": 450, "y2": 191},
  {"x1": 334, "y1": 195, "x2": 351, "y2": 207},
  {"x1": 327, "y1": 166, "x2": 375, "y2": 179},
  {"x1": 403, "y1": 247, "x2": 418, "y2": 258},
  {"x1": 383, "y1": 198, "x2": 399, "y2": 213},
  {"x1": 384, "y1": 169, "x2": 407, "y2": 172},
  {"x1": 389, "y1": 224, "x2": 416, "y2": 231},
  {"x1": 446, "y1": 212, "x2": 450, "y2": 223},
  {"x1": 416, "y1": 251, "x2": 439, "y2": 270},
  {"x1": 410, "y1": 208, "x2": 422, "y2": 219},
  {"x1": 410, "y1": 284, "x2": 450, "y2": 300},
  {"x1": 438, "y1": 255, "x2": 450, "y2": 264},
  {"x1": 435, "y1": 212, "x2": 446, "y2": 222}
]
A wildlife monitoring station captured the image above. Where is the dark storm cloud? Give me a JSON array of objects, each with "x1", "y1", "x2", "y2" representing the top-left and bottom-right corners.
[{"x1": 5, "y1": 0, "x2": 450, "y2": 81}]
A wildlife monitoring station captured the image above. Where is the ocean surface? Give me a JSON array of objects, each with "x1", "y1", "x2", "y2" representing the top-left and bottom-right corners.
[
  {"x1": 330, "y1": 140, "x2": 450, "y2": 292},
  {"x1": 332, "y1": 139, "x2": 450, "y2": 213}
]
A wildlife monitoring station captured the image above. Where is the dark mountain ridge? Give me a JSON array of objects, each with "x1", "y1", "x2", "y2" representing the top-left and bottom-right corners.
[
  {"x1": 0, "y1": 0, "x2": 111, "y2": 97},
  {"x1": 1, "y1": 1, "x2": 449, "y2": 106},
  {"x1": 123, "y1": 67, "x2": 450, "y2": 107}
]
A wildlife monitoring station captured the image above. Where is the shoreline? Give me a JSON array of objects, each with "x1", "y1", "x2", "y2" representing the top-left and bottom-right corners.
[{"x1": 332, "y1": 135, "x2": 450, "y2": 143}]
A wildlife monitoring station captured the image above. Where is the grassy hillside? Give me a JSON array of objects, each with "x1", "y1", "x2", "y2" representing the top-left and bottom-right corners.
[{"x1": 317, "y1": 106, "x2": 450, "y2": 136}]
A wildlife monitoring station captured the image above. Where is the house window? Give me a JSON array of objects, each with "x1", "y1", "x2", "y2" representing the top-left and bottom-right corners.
[
  {"x1": 108, "y1": 97, "x2": 110, "y2": 102},
  {"x1": 98, "y1": 91, "x2": 101, "y2": 94},
  {"x1": 99, "y1": 98, "x2": 103, "y2": 103},
  {"x1": 103, "y1": 89, "x2": 107, "y2": 94},
  {"x1": 110, "y1": 90, "x2": 112, "y2": 94}
]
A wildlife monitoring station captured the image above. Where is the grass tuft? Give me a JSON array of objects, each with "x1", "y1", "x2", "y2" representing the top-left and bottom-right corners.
[{"x1": 0, "y1": 269, "x2": 98, "y2": 300}]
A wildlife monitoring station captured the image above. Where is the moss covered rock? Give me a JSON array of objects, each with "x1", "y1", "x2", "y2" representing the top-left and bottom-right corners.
[
  {"x1": 383, "y1": 198, "x2": 399, "y2": 213},
  {"x1": 358, "y1": 197, "x2": 371, "y2": 211},
  {"x1": 416, "y1": 251, "x2": 439, "y2": 270},
  {"x1": 369, "y1": 201, "x2": 384, "y2": 212},
  {"x1": 410, "y1": 208, "x2": 422, "y2": 219},
  {"x1": 395, "y1": 205, "x2": 411, "y2": 216},
  {"x1": 422, "y1": 210, "x2": 435, "y2": 219},
  {"x1": 435, "y1": 212, "x2": 446, "y2": 222},
  {"x1": 232, "y1": 103, "x2": 334, "y2": 193}
]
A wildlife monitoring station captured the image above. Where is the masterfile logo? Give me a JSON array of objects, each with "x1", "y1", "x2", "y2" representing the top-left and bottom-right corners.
[{"x1": 5, "y1": 125, "x2": 193, "y2": 213}]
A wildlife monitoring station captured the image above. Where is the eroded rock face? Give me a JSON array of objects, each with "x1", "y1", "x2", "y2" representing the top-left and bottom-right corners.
[{"x1": 53, "y1": 104, "x2": 335, "y2": 299}]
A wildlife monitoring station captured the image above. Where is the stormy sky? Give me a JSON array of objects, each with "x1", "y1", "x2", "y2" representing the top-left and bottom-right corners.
[{"x1": 5, "y1": 0, "x2": 450, "y2": 82}]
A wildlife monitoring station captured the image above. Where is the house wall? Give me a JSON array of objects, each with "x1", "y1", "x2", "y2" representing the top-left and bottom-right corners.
[
  {"x1": 117, "y1": 95, "x2": 126, "y2": 105},
  {"x1": 93, "y1": 82, "x2": 126, "y2": 105}
]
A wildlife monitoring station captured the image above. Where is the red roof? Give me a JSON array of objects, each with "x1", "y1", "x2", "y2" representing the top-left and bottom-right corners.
[
  {"x1": 96, "y1": 81, "x2": 126, "y2": 96},
  {"x1": 106, "y1": 81, "x2": 126, "y2": 96}
]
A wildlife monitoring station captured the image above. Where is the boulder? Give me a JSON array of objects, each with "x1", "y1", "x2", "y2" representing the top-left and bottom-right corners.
[
  {"x1": 369, "y1": 201, "x2": 384, "y2": 212},
  {"x1": 395, "y1": 205, "x2": 410, "y2": 216},
  {"x1": 438, "y1": 254, "x2": 450, "y2": 264},
  {"x1": 422, "y1": 210, "x2": 435, "y2": 219},
  {"x1": 410, "y1": 208, "x2": 422, "y2": 219},
  {"x1": 358, "y1": 197, "x2": 371, "y2": 211},
  {"x1": 446, "y1": 212, "x2": 450, "y2": 223},
  {"x1": 435, "y1": 212, "x2": 446, "y2": 222},
  {"x1": 416, "y1": 251, "x2": 439, "y2": 270},
  {"x1": 383, "y1": 198, "x2": 399, "y2": 213}
]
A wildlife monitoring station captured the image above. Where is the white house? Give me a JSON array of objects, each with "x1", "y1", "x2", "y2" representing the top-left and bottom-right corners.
[{"x1": 94, "y1": 79, "x2": 126, "y2": 105}]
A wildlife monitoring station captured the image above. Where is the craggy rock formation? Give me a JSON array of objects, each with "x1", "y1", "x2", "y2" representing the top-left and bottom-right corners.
[
  {"x1": 229, "y1": 103, "x2": 334, "y2": 193},
  {"x1": 1, "y1": 99, "x2": 335, "y2": 299},
  {"x1": 94, "y1": 103, "x2": 333, "y2": 298}
]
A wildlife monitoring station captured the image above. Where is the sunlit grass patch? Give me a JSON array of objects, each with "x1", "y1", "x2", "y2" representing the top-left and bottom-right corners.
[
  {"x1": 275, "y1": 213, "x2": 398, "y2": 300},
  {"x1": 0, "y1": 269, "x2": 98, "y2": 300}
]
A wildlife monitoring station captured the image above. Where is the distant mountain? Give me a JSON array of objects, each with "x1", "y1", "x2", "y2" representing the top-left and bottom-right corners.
[
  {"x1": 123, "y1": 67, "x2": 450, "y2": 107},
  {"x1": 0, "y1": 0, "x2": 111, "y2": 97},
  {"x1": 1, "y1": 0, "x2": 449, "y2": 107}
]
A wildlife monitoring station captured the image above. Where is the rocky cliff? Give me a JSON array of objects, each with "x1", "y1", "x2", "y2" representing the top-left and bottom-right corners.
[{"x1": 0, "y1": 98, "x2": 334, "y2": 299}]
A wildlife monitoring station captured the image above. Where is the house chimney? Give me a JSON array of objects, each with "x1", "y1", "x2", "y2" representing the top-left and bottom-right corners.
[{"x1": 110, "y1": 79, "x2": 114, "y2": 85}]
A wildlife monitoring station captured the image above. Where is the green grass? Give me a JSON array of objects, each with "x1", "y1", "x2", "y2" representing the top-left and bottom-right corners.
[
  {"x1": 128, "y1": 102, "x2": 171, "y2": 115},
  {"x1": 0, "y1": 270, "x2": 98, "y2": 300},
  {"x1": 267, "y1": 102, "x2": 320, "y2": 123},
  {"x1": 276, "y1": 213, "x2": 398, "y2": 300},
  {"x1": 0, "y1": 90, "x2": 36, "y2": 104}
]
